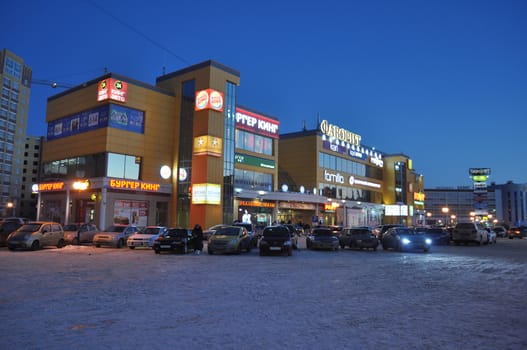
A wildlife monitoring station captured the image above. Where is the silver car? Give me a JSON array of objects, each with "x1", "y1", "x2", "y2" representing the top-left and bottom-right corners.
[
  {"x1": 7, "y1": 222, "x2": 65, "y2": 251},
  {"x1": 63, "y1": 223, "x2": 99, "y2": 244},
  {"x1": 127, "y1": 226, "x2": 167, "y2": 249},
  {"x1": 93, "y1": 225, "x2": 139, "y2": 248}
]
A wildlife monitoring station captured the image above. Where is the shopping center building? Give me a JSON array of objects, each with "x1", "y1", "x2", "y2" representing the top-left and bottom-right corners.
[{"x1": 36, "y1": 60, "x2": 425, "y2": 230}]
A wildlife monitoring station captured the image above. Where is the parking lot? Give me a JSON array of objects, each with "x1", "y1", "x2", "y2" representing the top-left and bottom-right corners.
[{"x1": 1, "y1": 237, "x2": 526, "y2": 350}]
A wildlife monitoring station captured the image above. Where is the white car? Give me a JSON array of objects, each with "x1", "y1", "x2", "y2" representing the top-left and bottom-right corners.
[
  {"x1": 127, "y1": 226, "x2": 167, "y2": 249},
  {"x1": 93, "y1": 225, "x2": 139, "y2": 248}
]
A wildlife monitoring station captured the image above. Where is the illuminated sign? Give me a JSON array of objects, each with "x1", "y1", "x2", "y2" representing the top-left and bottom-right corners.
[
  {"x1": 109, "y1": 179, "x2": 161, "y2": 192},
  {"x1": 192, "y1": 183, "x2": 221, "y2": 205},
  {"x1": 195, "y1": 89, "x2": 224, "y2": 112},
  {"x1": 324, "y1": 170, "x2": 345, "y2": 184},
  {"x1": 414, "y1": 192, "x2": 425, "y2": 201},
  {"x1": 234, "y1": 153, "x2": 275, "y2": 169},
  {"x1": 98, "y1": 78, "x2": 128, "y2": 103},
  {"x1": 236, "y1": 107, "x2": 280, "y2": 138},
  {"x1": 348, "y1": 176, "x2": 382, "y2": 189},
  {"x1": 193, "y1": 135, "x2": 223, "y2": 157},
  {"x1": 385, "y1": 205, "x2": 409, "y2": 216},
  {"x1": 469, "y1": 168, "x2": 491, "y2": 176},
  {"x1": 179, "y1": 168, "x2": 188, "y2": 182},
  {"x1": 320, "y1": 120, "x2": 361, "y2": 146},
  {"x1": 38, "y1": 182, "x2": 65, "y2": 192},
  {"x1": 239, "y1": 200, "x2": 275, "y2": 208}
]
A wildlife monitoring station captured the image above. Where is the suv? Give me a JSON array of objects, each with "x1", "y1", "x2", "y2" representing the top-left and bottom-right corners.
[
  {"x1": 259, "y1": 226, "x2": 293, "y2": 256},
  {"x1": 6, "y1": 222, "x2": 65, "y2": 251},
  {"x1": 93, "y1": 224, "x2": 139, "y2": 248},
  {"x1": 452, "y1": 222, "x2": 489, "y2": 245}
]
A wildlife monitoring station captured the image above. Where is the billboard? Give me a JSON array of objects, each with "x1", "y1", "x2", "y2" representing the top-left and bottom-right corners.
[
  {"x1": 195, "y1": 89, "x2": 224, "y2": 112},
  {"x1": 97, "y1": 78, "x2": 128, "y2": 103}
]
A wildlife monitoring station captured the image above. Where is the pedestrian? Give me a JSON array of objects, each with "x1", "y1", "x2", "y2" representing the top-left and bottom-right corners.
[{"x1": 192, "y1": 224, "x2": 203, "y2": 255}]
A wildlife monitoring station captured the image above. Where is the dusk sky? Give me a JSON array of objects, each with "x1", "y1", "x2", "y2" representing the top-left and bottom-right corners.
[{"x1": 3, "y1": 0, "x2": 526, "y2": 187}]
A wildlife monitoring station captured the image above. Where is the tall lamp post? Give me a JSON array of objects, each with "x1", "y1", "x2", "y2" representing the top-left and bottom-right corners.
[
  {"x1": 6, "y1": 201, "x2": 14, "y2": 216},
  {"x1": 441, "y1": 207, "x2": 449, "y2": 227}
]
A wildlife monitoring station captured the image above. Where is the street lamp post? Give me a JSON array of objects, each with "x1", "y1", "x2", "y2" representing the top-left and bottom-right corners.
[{"x1": 441, "y1": 207, "x2": 449, "y2": 227}]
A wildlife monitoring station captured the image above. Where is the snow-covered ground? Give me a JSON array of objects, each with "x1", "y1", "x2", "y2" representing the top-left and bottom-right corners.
[{"x1": 1, "y1": 238, "x2": 526, "y2": 350}]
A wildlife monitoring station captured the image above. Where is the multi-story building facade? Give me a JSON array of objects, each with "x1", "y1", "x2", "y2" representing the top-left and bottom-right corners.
[
  {"x1": 0, "y1": 49, "x2": 32, "y2": 217},
  {"x1": 19, "y1": 136, "x2": 43, "y2": 219},
  {"x1": 424, "y1": 186, "x2": 496, "y2": 226},
  {"x1": 36, "y1": 59, "x2": 424, "y2": 231},
  {"x1": 493, "y1": 181, "x2": 527, "y2": 227}
]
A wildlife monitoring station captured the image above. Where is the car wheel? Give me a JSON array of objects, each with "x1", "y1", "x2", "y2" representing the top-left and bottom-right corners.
[
  {"x1": 259, "y1": 250, "x2": 265, "y2": 256},
  {"x1": 246, "y1": 243, "x2": 252, "y2": 253},
  {"x1": 95, "y1": 244, "x2": 101, "y2": 248},
  {"x1": 373, "y1": 246, "x2": 378, "y2": 251},
  {"x1": 154, "y1": 249, "x2": 160, "y2": 254},
  {"x1": 129, "y1": 246, "x2": 135, "y2": 249},
  {"x1": 31, "y1": 240, "x2": 40, "y2": 251},
  {"x1": 116, "y1": 239, "x2": 123, "y2": 248},
  {"x1": 57, "y1": 239, "x2": 65, "y2": 248},
  {"x1": 288, "y1": 248, "x2": 292, "y2": 256},
  {"x1": 208, "y1": 249, "x2": 213, "y2": 255},
  {"x1": 8, "y1": 247, "x2": 15, "y2": 251}
]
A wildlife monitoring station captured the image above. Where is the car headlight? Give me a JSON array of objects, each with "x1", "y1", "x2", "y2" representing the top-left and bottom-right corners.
[
  {"x1": 283, "y1": 241, "x2": 292, "y2": 246},
  {"x1": 402, "y1": 238, "x2": 411, "y2": 245},
  {"x1": 425, "y1": 238, "x2": 432, "y2": 245}
]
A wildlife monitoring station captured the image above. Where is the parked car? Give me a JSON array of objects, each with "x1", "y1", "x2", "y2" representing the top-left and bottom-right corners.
[
  {"x1": 281, "y1": 224, "x2": 299, "y2": 249},
  {"x1": 0, "y1": 220, "x2": 23, "y2": 247},
  {"x1": 208, "y1": 225, "x2": 252, "y2": 254},
  {"x1": 381, "y1": 226, "x2": 431, "y2": 252},
  {"x1": 420, "y1": 227, "x2": 451, "y2": 245},
  {"x1": 92, "y1": 224, "x2": 139, "y2": 248},
  {"x1": 508, "y1": 226, "x2": 527, "y2": 239},
  {"x1": 203, "y1": 224, "x2": 230, "y2": 241},
  {"x1": 152, "y1": 228, "x2": 195, "y2": 254},
  {"x1": 259, "y1": 225, "x2": 293, "y2": 256},
  {"x1": 338, "y1": 226, "x2": 379, "y2": 250},
  {"x1": 127, "y1": 226, "x2": 168, "y2": 249},
  {"x1": 493, "y1": 226, "x2": 507, "y2": 238},
  {"x1": 452, "y1": 222, "x2": 488, "y2": 245},
  {"x1": 485, "y1": 228, "x2": 497, "y2": 244},
  {"x1": 63, "y1": 223, "x2": 99, "y2": 244},
  {"x1": 306, "y1": 227, "x2": 340, "y2": 251},
  {"x1": 232, "y1": 222, "x2": 259, "y2": 247},
  {"x1": 6, "y1": 222, "x2": 65, "y2": 251}
]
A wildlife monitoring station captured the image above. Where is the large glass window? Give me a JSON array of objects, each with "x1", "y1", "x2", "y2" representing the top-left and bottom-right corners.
[
  {"x1": 235, "y1": 129, "x2": 273, "y2": 156},
  {"x1": 107, "y1": 153, "x2": 140, "y2": 179},
  {"x1": 318, "y1": 151, "x2": 381, "y2": 180},
  {"x1": 234, "y1": 168, "x2": 273, "y2": 192},
  {"x1": 223, "y1": 81, "x2": 237, "y2": 224}
]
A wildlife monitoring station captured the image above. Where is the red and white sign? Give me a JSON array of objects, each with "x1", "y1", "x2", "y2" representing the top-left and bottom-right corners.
[
  {"x1": 97, "y1": 78, "x2": 128, "y2": 103},
  {"x1": 195, "y1": 89, "x2": 224, "y2": 112},
  {"x1": 236, "y1": 107, "x2": 280, "y2": 139}
]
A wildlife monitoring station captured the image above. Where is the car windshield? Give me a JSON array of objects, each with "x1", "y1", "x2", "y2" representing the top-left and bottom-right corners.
[
  {"x1": 215, "y1": 227, "x2": 241, "y2": 236},
  {"x1": 425, "y1": 228, "x2": 445, "y2": 234},
  {"x1": 456, "y1": 223, "x2": 475, "y2": 229},
  {"x1": 104, "y1": 226, "x2": 126, "y2": 232},
  {"x1": 349, "y1": 229, "x2": 371, "y2": 235},
  {"x1": 63, "y1": 224, "x2": 79, "y2": 231},
  {"x1": 141, "y1": 227, "x2": 161, "y2": 235},
  {"x1": 19, "y1": 224, "x2": 43, "y2": 232},
  {"x1": 263, "y1": 227, "x2": 289, "y2": 238},
  {"x1": 166, "y1": 229, "x2": 188, "y2": 237},
  {"x1": 312, "y1": 229, "x2": 332, "y2": 235},
  {"x1": 394, "y1": 228, "x2": 416, "y2": 235}
]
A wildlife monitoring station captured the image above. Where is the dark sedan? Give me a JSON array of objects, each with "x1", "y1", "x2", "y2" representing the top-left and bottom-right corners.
[
  {"x1": 306, "y1": 227, "x2": 340, "y2": 251},
  {"x1": 339, "y1": 227, "x2": 379, "y2": 250},
  {"x1": 259, "y1": 226, "x2": 293, "y2": 256},
  {"x1": 153, "y1": 228, "x2": 195, "y2": 254},
  {"x1": 382, "y1": 227, "x2": 432, "y2": 252},
  {"x1": 420, "y1": 227, "x2": 451, "y2": 245}
]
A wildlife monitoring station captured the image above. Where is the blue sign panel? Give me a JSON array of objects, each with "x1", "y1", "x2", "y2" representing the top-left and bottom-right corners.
[{"x1": 47, "y1": 104, "x2": 144, "y2": 140}]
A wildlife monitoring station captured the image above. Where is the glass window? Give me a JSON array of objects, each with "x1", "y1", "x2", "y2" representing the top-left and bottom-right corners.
[{"x1": 107, "y1": 153, "x2": 140, "y2": 180}]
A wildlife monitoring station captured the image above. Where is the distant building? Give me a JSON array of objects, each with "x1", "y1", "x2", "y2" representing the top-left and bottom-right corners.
[
  {"x1": 424, "y1": 186, "x2": 496, "y2": 226},
  {"x1": 19, "y1": 136, "x2": 43, "y2": 220},
  {"x1": 0, "y1": 48, "x2": 32, "y2": 217},
  {"x1": 493, "y1": 181, "x2": 527, "y2": 227}
]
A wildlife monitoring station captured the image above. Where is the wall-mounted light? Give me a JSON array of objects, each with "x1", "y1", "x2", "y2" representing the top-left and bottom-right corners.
[{"x1": 160, "y1": 165, "x2": 171, "y2": 180}]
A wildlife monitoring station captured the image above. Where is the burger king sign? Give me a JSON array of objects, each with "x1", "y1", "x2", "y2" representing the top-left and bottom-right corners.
[{"x1": 195, "y1": 88, "x2": 224, "y2": 112}]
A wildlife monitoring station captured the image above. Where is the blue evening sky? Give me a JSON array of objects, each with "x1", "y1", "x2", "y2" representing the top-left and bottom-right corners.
[{"x1": 3, "y1": 0, "x2": 526, "y2": 187}]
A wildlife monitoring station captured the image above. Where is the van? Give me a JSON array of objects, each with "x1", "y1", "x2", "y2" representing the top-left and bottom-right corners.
[{"x1": 6, "y1": 222, "x2": 65, "y2": 250}]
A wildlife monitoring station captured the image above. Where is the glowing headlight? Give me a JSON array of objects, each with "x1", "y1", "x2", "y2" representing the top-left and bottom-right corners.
[
  {"x1": 283, "y1": 241, "x2": 291, "y2": 246},
  {"x1": 402, "y1": 238, "x2": 411, "y2": 245},
  {"x1": 425, "y1": 238, "x2": 432, "y2": 245}
]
